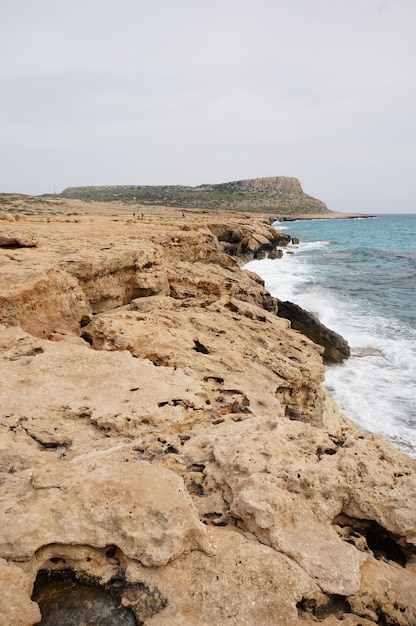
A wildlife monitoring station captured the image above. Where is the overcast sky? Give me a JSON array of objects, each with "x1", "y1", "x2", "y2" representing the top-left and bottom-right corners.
[{"x1": 1, "y1": 0, "x2": 415, "y2": 213}]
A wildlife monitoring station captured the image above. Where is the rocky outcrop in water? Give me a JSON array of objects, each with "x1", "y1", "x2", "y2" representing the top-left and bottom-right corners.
[
  {"x1": 277, "y1": 299, "x2": 351, "y2": 363},
  {"x1": 0, "y1": 205, "x2": 415, "y2": 625}
]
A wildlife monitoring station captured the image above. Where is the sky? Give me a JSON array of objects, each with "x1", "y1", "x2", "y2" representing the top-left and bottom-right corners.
[{"x1": 1, "y1": 0, "x2": 415, "y2": 213}]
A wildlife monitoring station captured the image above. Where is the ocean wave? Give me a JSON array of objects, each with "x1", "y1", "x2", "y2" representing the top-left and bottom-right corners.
[
  {"x1": 245, "y1": 214, "x2": 416, "y2": 457},
  {"x1": 285, "y1": 240, "x2": 330, "y2": 253}
]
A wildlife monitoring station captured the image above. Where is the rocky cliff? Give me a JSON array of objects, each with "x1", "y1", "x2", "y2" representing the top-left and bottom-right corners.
[
  {"x1": 0, "y1": 205, "x2": 415, "y2": 625},
  {"x1": 60, "y1": 176, "x2": 330, "y2": 214}
]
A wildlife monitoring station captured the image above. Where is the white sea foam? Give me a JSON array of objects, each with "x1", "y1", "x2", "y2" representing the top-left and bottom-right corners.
[
  {"x1": 325, "y1": 356, "x2": 416, "y2": 456},
  {"x1": 289, "y1": 240, "x2": 331, "y2": 252},
  {"x1": 245, "y1": 245, "x2": 416, "y2": 458}
]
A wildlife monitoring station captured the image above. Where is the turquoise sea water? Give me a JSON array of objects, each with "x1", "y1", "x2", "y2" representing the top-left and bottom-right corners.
[{"x1": 245, "y1": 215, "x2": 416, "y2": 458}]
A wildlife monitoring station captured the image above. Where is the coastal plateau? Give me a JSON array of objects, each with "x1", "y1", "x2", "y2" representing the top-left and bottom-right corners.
[
  {"x1": 0, "y1": 198, "x2": 415, "y2": 625},
  {"x1": 60, "y1": 176, "x2": 330, "y2": 214}
]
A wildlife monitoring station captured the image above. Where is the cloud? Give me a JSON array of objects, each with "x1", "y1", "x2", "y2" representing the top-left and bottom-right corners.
[{"x1": 1, "y1": 0, "x2": 415, "y2": 212}]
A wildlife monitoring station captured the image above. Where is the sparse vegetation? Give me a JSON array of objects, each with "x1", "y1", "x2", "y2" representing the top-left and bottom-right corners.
[{"x1": 59, "y1": 177, "x2": 330, "y2": 215}]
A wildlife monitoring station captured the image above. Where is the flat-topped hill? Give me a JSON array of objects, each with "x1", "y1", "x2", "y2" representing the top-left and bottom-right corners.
[{"x1": 60, "y1": 176, "x2": 330, "y2": 214}]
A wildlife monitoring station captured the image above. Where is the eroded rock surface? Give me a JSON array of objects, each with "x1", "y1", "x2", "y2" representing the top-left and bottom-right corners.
[
  {"x1": 0, "y1": 205, "x2": 415, "y2": 625},
  {"x1": 0, "y1": 229, "x2": 38, "y2": 247}
]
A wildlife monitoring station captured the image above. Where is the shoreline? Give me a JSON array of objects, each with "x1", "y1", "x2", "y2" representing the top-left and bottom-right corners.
[
  {"x1": 252, "y1": 212, "x2": 416, "y2": 459},
  {"x1": 276, "y1": 211, "x2": 375, "y2": 221},
  {"x1": 1, "y1": 204, "x2": 415, "y2": 624},
  {"x1": 1, "y1": 193, "x2": 374, "y2": 222}
]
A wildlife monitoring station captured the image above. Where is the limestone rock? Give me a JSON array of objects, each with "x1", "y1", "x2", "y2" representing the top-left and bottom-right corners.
[
  {"x1": 0, "y1": 206, "x2": 415, "y2": 625},
  {"x1": 0, "y1": 559, "x2": 41, "y2": 626},
  {"x1": 165, "y1": 261, "x2": 278, "y2": 312},
  {"x1": 123, "y1": 526, "x2": 323, "y2": 625},
  {"x1": 0, "y1": 229, "x2": 38, "y2": 247},
  {"x1": 60, "y1": 242, "x2": 169, "y2": 308},
  {"x1": 231, "y1": 473, "x2": 365, "y2": 596},
  {"x1": 335, "y1": 434, "x2": 416, "y2": 546},
  {"x1": 82, "y1": 294, "x2": 325, "y2": 427},
  {"x1": 0, "y1": 328, "x2": 206, "y2": 443},
  {"x1": 207, "y1": 221, "x2": 291, "y2": 258},
  {"x1": 0, "y1": 266, "x2": 90, "y2": 336},
  {"x1": 0, "y1": 212, "x2": 16, "y2": 222},
  {"x1": 348, "y1": 558, "x2": 416, "y2": 625},
  {"x1": 0, "y1": 454, "x2": 210, "y2": 565}
]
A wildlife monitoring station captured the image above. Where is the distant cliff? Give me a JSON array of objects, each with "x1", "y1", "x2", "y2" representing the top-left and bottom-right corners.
[{"x1": 60, "y1": 176, "x2": 331, "y2": 214}]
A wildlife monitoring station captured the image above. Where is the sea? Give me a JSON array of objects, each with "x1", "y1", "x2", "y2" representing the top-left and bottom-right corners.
[{"x1": 245, "y1": 214, "x2": 416, "y2": 458}]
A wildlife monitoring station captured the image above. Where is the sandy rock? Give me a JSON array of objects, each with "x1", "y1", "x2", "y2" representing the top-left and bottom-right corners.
[
  {"x1": 83, "y1": 294, "x2": 325, "y2": 427},
  {"x1": 306, "y1": 617, "x2": 376, "y2": 626},
  {"x1": 0, "y1": 206, "x2": 415, "y2": 624},
  {"x1": 0, "y1": 559, "x2": 41, "y2": 626},
  {"x1": 231, "y1": 473, "x2": 365, "y2": 595},
  {"x1": 0, "y1": 323, "x2": 30, "y2": 349},
  {"x1": 336, "y1": 434, "x2": 416, "y2": 546},
  {"x1": 0, "y1": 212, "x2": 16, "y2": 222},
  {"x1": 123, "y1": 526, "x2": 323, "y2": 625},
  {"x1": 166, "y1": 260, "x2": 277, "y2": 311},
  {"x1": 348, "y1": 558, "x2": 416, "y2": 624},
  {"x1": 322, "y1": 386, "x2": 357, "y2": 430},
  {"x1": 0, "y1": 266, "x2": 89, "y2": 336},
  {"x1": 207, "y1": 221, "x2": 291, "y2": 259},
  {"x1": 181, "y1": 414, "x2": 416, "y2": 613},
  {"x1": 61, "y1": 243, "x2": 170, "y2": 313},
  {"x1": 0, "y1": 454, "x2": 210, "y2": 565},
  {"x1": 150, "y1": 227, "x2": 224, "y2": 264},
  {"x1": 14, "y1": 213, "x2": 32, "y2": 221},
  {"x1": 0, "y1": 329, "x2": 206, "y2": 445},
  {"x1": 202, "y1": 416, "x2": 351, "y2": 520},
  {"x1": 0, "y1": 228, "x2": 38, "y2": 247}
]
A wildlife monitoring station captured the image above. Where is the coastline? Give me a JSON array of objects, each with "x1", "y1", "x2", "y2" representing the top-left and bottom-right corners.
[
  {"x1": 0, "y1": 193, "x2": 373, "y2": 222},
  {"x1": 253, "y1": 212, "x2": 416, "y2": 458},
  {"x1": 276, "y1": 211, "x2": 375, "y2": 221},
  {"x1": 1, "y1": 204, "x2": 415, "y2": 624}
]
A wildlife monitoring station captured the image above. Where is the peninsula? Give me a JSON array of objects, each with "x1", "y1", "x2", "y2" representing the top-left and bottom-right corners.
[{"x1": 60, "y1": 176, "x2": 331, "y2": 214}]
